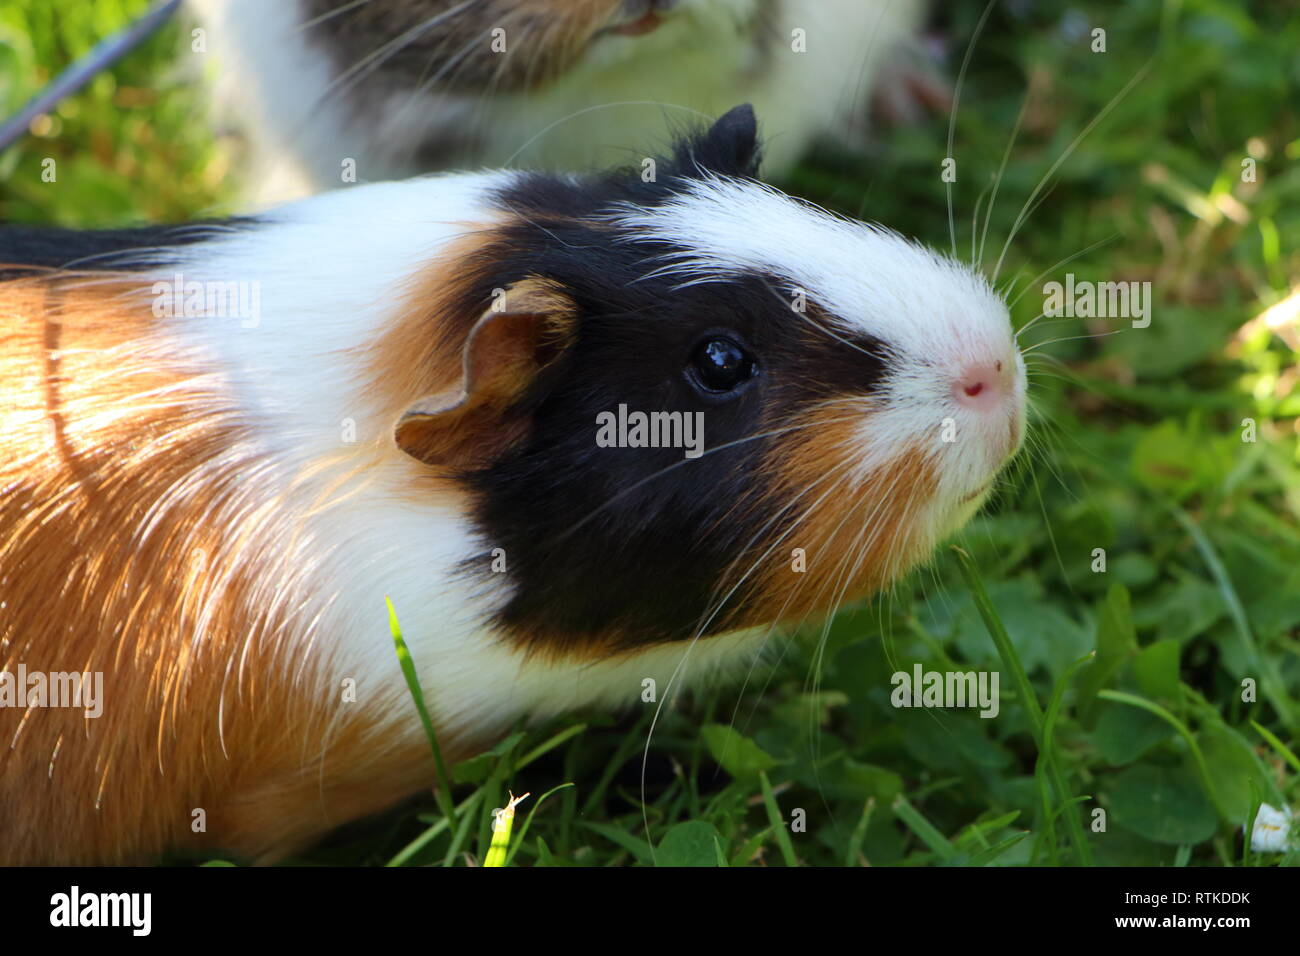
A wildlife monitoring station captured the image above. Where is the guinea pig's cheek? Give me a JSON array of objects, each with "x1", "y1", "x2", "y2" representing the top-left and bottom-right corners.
[{"x1": 734, "y1": 415, "x2": 941, "y2": 625}]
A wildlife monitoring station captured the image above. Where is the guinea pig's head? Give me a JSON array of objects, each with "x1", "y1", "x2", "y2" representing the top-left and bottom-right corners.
[
  {"x1": 392, "y1": 105, "x2": 1026, "y2": 658},
  {"x1": 300, "y1": 0, "x2": 767, "y2": 93}
]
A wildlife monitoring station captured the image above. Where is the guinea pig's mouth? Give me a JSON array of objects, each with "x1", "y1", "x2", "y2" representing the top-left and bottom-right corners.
[
  {"x1": 598, "y1": 1, "x2": 675, "y2": 38},
  {"x1": 959, "y1": 480, "x2": 994, "y2": 505},
  {"x1": 606, "y1": 11, "x2": 664, "y2": 36}
]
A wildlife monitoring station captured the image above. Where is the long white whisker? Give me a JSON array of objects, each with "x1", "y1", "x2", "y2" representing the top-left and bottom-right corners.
[
  {"x1": 1021, "y1": 326, "x2": 1129, "y2": 354},
  {"x1": 992, "y1": 58, "x2": 1154, "y2": 282},
  {"x1": 977, "y1": 89, "x2": 1030, "y2": 273},
  {"x1": 1009, "y1": 234, "x2": 1121, "y2": 314},
  {"x1": 945, "y1": 0, "x2": 1000, "y2": 257}
]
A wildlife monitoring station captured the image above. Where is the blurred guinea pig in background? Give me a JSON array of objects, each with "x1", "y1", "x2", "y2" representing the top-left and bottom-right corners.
[{"x1": 190, "y1": 0, "x2": 933, "y2": 204}]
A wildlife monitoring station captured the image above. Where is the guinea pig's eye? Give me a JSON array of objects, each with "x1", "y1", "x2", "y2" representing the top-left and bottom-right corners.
[{"x1": 688, "y1": 337, "x2": 756, "y2": 393}]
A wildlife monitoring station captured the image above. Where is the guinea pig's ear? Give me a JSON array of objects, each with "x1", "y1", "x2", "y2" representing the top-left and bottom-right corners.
[
  {"x1": 677, "y1": 103, "x2": 761, "y2": 179},
  {"x1": 394, "y1": 279, "x2": 575, "y2": 469}
]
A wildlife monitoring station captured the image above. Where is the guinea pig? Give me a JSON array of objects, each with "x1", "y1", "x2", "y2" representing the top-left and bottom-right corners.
[
  {"x1": 191, "y1": 0, "x2": 926, "y2": 204},
  {"x1": 0, "y1": 105, "x2": 1025, "y2": 865}
]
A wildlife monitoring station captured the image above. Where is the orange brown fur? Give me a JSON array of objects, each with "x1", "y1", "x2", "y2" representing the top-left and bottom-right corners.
[
  {"x1": 304, "y1": 0, "x2": 623, "y2": 93},
  {"x1": 362, "y1": 226, "x2": 504, "y2": 426},
  {"x1": 732, "y1": 408, "x2": 939, "y2": 631},
  {"x1": 0, "y1": 271, "x2": 471, "y2": 864}
]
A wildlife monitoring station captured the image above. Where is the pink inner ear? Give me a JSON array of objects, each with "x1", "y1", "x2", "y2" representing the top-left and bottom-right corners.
[
  {"x1": 393, "y1": 302, "x2": 571, "y2": 468},
  {"x1": 463, "y1": 311, "x2": 543, "y2": 395}
]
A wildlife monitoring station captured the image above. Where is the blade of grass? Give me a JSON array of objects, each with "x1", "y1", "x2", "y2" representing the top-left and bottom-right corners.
[
  {"x1": 1169, "y1": 505, "x2": 1296, "y2": 730},
  {"x1": 967, "y1": 831, "x2": 1029, "y2": 866},
  {"x1": 759, "y1": 771, "x2": 799, "y2": 867},
  {"x1": 891, "y1": 794, "x2": 956, "y2": 862},
  {"x1": 444, "y1": 792, "x2": 483, "y2": 866},
  {"x1": 581, "y1": 713, "x2": 651, "y2": 817},
  {"x1": 953, "y1": 546, "x2": 1092, "y2": 865},
  {"x1": 386, "y1": 790, "x2": 484, "y2": 867},
  {"x1": 952, "y1": 547, "x2": 1045, "y2": 735},
  {"x1": 577, "y1": 821, "x2": 655, "y2": 864},
  {"x1": 957, "y1": 810, "x2": 1022, "y2": 851},
  {"x1": 504, "y1": 783, "x2": 574, "y2": 867},
  {"x1": 730, "y1": 826, "x2": 773, "y2": 867},
  {"x1": 483, "y1": 791, "x2": 530, "y2": 868},
  {"x1": 387, "y1": 596, "x2": 457, "y2": 829},
  {"x1": 1034, "y1": 652, "x2": 1095, "y2": 866},
  {"x1": 1097, "y1": 689, "x2": 1230, "y2": 821},
  {"x1": 1243, "y1": 781, "x2": 1262, "y2": 867},
  {"x1": 517, "y1": 722, "x2": 587, "y2": 768},
  {"x1": 713, "y1": 836, "x2": 730, "y2": 867},
  {"x1": 475, "y1": 765, "x2": 505, "y2": 866},
  {"x1": 845, "y1": 798, "x2": 876, "y2": 867},
  {"x1": 1250, "y1": 720, "x2": 1300, "y2": 774},
  {"x1": 1044, "y1": 795, "x2": 1093, "y2": 830},
  {"x1": 388, "y1": 723, "x2": 582, "y2": 867}
]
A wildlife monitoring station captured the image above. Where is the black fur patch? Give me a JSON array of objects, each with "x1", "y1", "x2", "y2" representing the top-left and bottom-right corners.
[
  {"x1": 0, "y1": 221, "x2": 254, "y2": 277},
  {"x1": 453, "y1": 107, "x2": 889, "y2": 654}
]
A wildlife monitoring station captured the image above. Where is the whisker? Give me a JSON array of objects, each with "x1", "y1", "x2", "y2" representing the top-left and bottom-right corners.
[
  {"x1": 970, "y1": 176, "x2": 992, "y2": 267},
  {"x1": 305, "y1": 1, "x2": 481, "y2": 129},
  {"x1": 547, "y1": 412, "x2": 868, "y2": 548},
  {"x1": 638, "y1": 458, "x2": 860, "y2": 852},
  {"x1": 945, "y1": 0, "x2": 999, "y2": 258},
  {"x1": 992, "y1": 57, "x2": 1155, "y2": 282},
  {"x1": 977, "y1": 87, "x2": 1030, "y2": 273},
  {"x1": 1008, "y1": 233, "x2": 1121, "y2": 313},
  {"x1": 295, "y1": 0, "x2": 375, "y2": 32},
  {"x1": 1021, "y1": 326, "x2": 1130, "y2": 353}
]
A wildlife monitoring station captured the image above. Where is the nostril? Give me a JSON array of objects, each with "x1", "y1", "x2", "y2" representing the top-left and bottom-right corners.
[{"x1": 953, "y1": 362, "x2": 1007, "y2": 410}]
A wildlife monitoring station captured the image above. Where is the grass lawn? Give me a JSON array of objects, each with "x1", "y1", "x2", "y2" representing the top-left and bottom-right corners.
[{"x1": 1, "y1": 0, "x2": 1297, "y2": 866}]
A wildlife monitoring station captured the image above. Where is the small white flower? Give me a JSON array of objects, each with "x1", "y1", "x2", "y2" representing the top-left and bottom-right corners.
[{"x1": 1245, "y1": 803, "x2": 1295, "y2": 853}]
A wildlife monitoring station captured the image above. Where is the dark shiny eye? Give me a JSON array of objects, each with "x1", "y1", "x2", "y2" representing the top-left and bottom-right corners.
[{"x1": 689, "y1": 337, "x2": 756, "y2": 393}]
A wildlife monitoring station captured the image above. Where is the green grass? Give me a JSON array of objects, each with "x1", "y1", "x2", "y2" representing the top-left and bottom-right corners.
[{"x1": 3, "y1": 0, "x2": 1297, "y2": 866}]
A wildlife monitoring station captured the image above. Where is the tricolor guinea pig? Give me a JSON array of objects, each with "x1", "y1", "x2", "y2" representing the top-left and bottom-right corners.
[
  {"x1": 192, "y1": 0, "x2": 926, "y2": 204},
  {"x1": 0, "y1": 106, "x2": 1024, "y2": 864}
]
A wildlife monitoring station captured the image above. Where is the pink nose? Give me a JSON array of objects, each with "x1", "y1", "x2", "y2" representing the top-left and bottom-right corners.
[{"x1": 953, "y1": 360, "x2": 1011, "y2": 411}]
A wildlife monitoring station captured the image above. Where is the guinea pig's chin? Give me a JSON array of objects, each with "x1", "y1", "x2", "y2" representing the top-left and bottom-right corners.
[
  {"x1": 914, "y1": 490, "x2": 988, "y2": 559},
  {"x1": 955, "y1": 484, "x2": 995, "y2": 523}
]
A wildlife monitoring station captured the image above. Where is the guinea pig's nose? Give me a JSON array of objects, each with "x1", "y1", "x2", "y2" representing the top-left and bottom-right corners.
[{"x1": 952, "y1": 360, "x2": 1013, "y2": 412}]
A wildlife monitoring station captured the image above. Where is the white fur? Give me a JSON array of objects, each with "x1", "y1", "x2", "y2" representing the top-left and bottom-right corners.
[
  {"x1": 191, "y1": 0, "x2": 923, "y2": 206},
  {"x1": 140, "y1": 167, "x2": 1019, "y2": 755}
]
